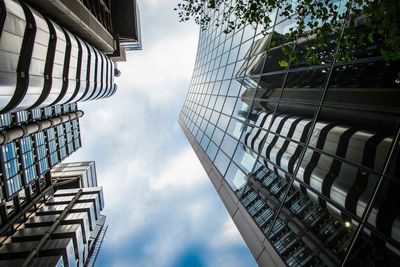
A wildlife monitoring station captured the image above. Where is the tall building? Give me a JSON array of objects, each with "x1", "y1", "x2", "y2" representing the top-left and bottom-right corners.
[
  {"x1": 0, "y1": 0, "x2": 141, "y2": 222},
  {"x1": 0, "y1": 0, "x2": 117, "y2": 114},
  {"x1": 23, "y1": 0, "x2": 142, "y2": 55},
  {"x1": 0, "y1": 0, "x2": 136, "y2": 264},
  {"x1": 0, "y1": 103, "x2": 83, "y2": 224},
  {"x1": 0, "y1": 161, "x2": 107, "y2": 267},
  {"x1": 111, "y1": 0, "x2": 142, "y2": 51},
  {"x1": 179, "y1": 2, "x2": 400, "y2": 266},
  {"x1": 51, "y1": 161, "x2": 98, "y2": 189}
]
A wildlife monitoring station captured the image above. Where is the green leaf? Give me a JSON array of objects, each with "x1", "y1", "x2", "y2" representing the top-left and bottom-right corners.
[
  {"x1": 368, "y1": 33, "x2": 374, "y2": 43},
  {"x1": 278, "y1": 60, "x2": 289, "y2": 68}
]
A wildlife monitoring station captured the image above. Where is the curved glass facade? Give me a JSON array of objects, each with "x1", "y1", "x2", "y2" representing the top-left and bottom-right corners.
[
  {"x1": 0, "y1": 0, "x2": 117, "y2": 114},
  {"x1": 179, "y1": 1, "x2": 400, "y2": 266}
]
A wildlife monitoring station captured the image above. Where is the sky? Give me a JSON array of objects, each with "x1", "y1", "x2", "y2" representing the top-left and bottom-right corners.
[{"x1": 67, "y1": 1, "x2": 257, "y2": 266}]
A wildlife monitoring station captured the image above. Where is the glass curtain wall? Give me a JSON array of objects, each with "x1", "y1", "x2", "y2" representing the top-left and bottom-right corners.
[{"x1": 179, "y1": 1, "x2": 400, "y2": 266}]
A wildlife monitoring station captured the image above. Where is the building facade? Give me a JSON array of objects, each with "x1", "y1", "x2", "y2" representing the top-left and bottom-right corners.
[
  {"x1": 0, "y1": 1, "x2": 121, "y2": 265},
  {"x1": 0, "y1": 0, "x2": 123, "y2": 222},
  {"x1": 0, "y1": 186, "x2": 107, "y2": 267},
  {"x1": 0, "y1": 161, "x2": 107, "y2": 267},
  {"x1": 0, "y1": 103, "x2": 83, "y2": 226},
  {"x1": 111, "y1": 0, "x2": 142, "y2": 51},
  {"x1": 24, "y1": 0, "x2": 142, "y2": 55},
  {"x1": 179, "y1": 2, "x2": 400, "y2": 266},
  {"x1": 0, "y1": 0, "x2": 117, "y2": 114},
  {"x1": 51, "y1": 161, "x2": 98, "y2": 190}
]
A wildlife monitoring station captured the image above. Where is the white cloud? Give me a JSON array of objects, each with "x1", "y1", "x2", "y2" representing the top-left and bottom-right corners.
[
  {"x1": 211, "y1": 218, "x2": 245, "y2": 249},
  {"x1": 150, "y1": 148, "x2": 206, "y2": 190},
  {"x1": 116, "y1": 33, "x2": 198, "y2": 107},
  {"x1": 65, "y1": 0, "x2": 257, "y2": 266}
]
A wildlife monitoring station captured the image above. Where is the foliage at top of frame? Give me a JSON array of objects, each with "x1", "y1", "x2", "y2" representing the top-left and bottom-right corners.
[{"x1": 175, "y1": 0, "x2": 400, "y2": 84}]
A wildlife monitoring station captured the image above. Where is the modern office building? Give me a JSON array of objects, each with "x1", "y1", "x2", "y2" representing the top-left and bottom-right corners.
[
  {"x1": 0, "y1": 161, "x2": 107, "y2": 266},
  {"x1": 0, "y1": 103, "x2": 83, "y2": 225},
  {"x1": 49, "y1": 162, "x2": 107, "y2": 267},
  {"x1": 179, "y1": 2, "x2": 400, "y2": 266},
  {"x1": 111, "y1": 0, "x2": 142, "y2": 51},
  {"x1": 0, "y1": 0, "x2": 144, "y2": 114},
  {"x1": 0, "y1": 0, "x2": 131, "y2": 223},
  {"x1": 51, "y1": 161, "x2": 98, "y2": 190},
  {"x1": 24, "y1": 0, "x2": 142, "y2": 55},
  {"x1": 0, "y1": 1, "x2": 121, "y2": 265},
  {"x1": 0, "y1": 185, "x2": 107, "y2": 267},
  {"x1": 0, "y1": 0, "x2": 118, "y2": 114}
]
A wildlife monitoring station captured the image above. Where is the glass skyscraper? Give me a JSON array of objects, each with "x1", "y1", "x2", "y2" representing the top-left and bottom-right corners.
[{"x1": 179, "y1": 1, "x2": 400, "y2": 266}]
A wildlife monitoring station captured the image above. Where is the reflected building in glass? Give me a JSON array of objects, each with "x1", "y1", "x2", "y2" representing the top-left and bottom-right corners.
[{"x1": 179, "y1": 1, "x2": 400, "y2": 266}]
